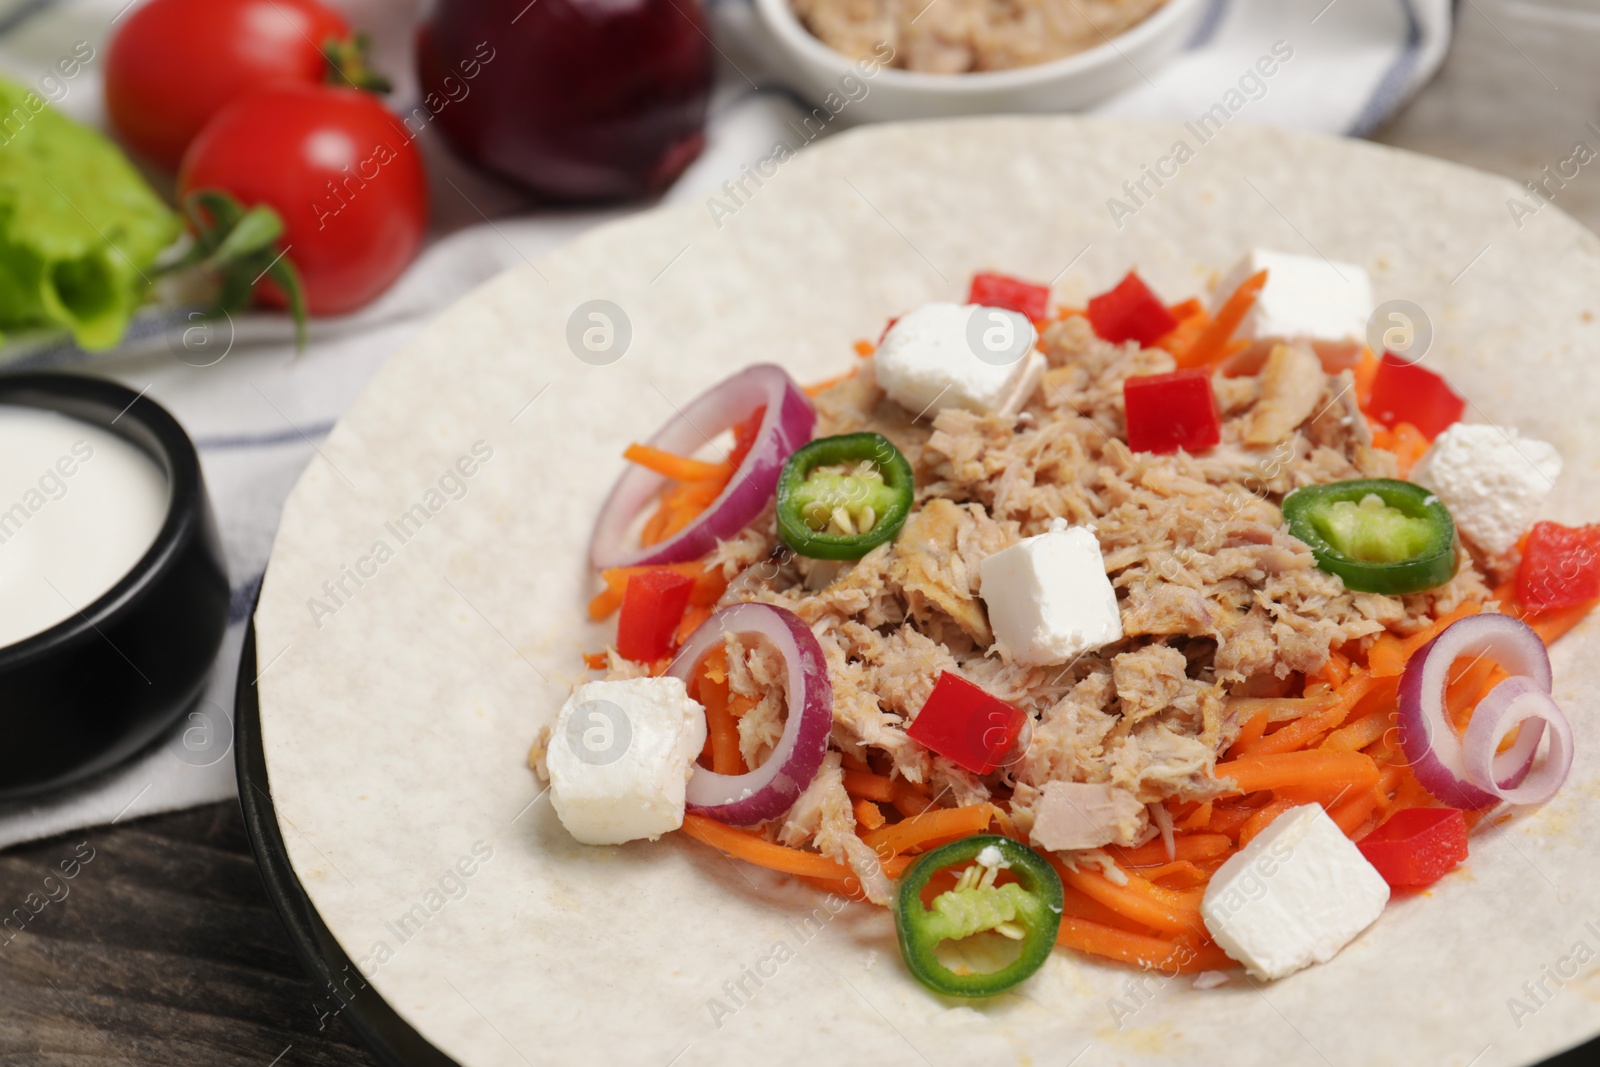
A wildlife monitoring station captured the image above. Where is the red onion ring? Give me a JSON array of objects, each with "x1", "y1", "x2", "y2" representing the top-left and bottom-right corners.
[
  {"x1": 1461, "y1": 676, "x2": 1573, "y2": 806},
  {"x1": 1397, "y1": 614, "x2": 1565, "y2": 810},
  {"x1": 668, "y1": 602, "x2": 833, "y2": 826},
  {"x1": 589, "y1": 365, "x2": 815, "y2": 569}
]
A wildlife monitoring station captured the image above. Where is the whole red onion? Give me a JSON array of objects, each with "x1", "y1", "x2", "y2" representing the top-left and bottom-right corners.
[{"x1": 415, "y1": 0, "x2": 712, "y2": 201}]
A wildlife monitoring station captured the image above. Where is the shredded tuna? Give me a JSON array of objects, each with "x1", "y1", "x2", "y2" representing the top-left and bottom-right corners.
[{"x1": 596, "y1": 311, "x2": 1488, "y2": 864}]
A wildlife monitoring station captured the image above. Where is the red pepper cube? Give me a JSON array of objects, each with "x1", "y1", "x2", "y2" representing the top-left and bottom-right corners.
[
  {"x1": 1123, "y1": 369, "x2": 1221, "y2": 454},
  {"x1": 906, "y1": 671, "x2": 1025, "y2": 775},
  {"x1": 616, "y1": 568, "x2": 695, "y2": 663},
  {"x1": 1086, "y1": 271, "x2": 1179, "y2": 347},
  {"x1": 1366, "y1": 352, "x2": 1465, "y2": 440},
  {"x1": 1356, "y1": 807, "x2": 1468, "y2": 888},
  {"x1": 1516, "y1": 521, "x2": 1600, "y2": 612},
  {"x1": 968, "y1": 271, "x2": 1051, "y2": 322}
]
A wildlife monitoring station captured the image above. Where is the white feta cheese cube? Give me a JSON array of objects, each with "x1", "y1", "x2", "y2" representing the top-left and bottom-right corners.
[
  {"x1": 547, "y1": 677, "x2": 707, "y2": 846},
  {"x1": 875, "y1": 302, "x2": 1041, "y2": 417},
  {"x1": 1219, "y1": 249, "x2": 1373, "y2": 364},
  {"x1": 978, "y1": 525, "x2": 1122, "y2": 666},
  {"x1": 1201, "y1": 804, "x2": 1389, "y2": 980},
  {"x1": 1411, "y1": 422, "x2": 1562, "y2": 558}
]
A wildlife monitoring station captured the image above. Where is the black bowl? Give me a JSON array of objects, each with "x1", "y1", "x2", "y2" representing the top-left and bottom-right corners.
[{"x1": 0, "y1": 373, "x2": 229, "y2": 798}]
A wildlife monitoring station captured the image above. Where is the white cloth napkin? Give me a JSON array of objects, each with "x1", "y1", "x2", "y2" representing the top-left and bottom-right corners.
[{"x1": 0, "y1": 0, "x2": 1450, "y2": 849}]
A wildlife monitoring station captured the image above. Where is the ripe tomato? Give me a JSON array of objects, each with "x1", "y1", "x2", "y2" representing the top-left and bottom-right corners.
[
  {"x1": 106, "y1": 0, "x2": 351, "y2": 170},
  {"x1": 178, "y1": 85, "x2": 428, "y2": 316}
]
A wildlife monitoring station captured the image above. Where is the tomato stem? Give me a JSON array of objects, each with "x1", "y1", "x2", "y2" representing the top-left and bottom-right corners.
[
  {"x1": 167, "y1": 188, "x2": 309, "y2": 351},
  {"x1": 322, "y1": 33, "x2": 391, "y2": 94}
]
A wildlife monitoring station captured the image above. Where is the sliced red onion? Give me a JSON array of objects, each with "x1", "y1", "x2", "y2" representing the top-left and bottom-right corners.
[
  {"x1": 668, "y1": 602, "x2": 833, "y2": 826},
  {"x1": 1397, "y1": 614, "x2": 1564, "y2": 810},
  {"x1": 590, "y1": 365, "x2": 815, "y2": 569},
  {"x1": 1461, "y1": 676, "x2": 1573, "y2": 806}
]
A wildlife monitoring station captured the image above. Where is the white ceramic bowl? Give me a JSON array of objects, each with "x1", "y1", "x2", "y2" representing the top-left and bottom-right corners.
[{"x1": 752, "y1": 0, "x2": 1208, "y2": 122}]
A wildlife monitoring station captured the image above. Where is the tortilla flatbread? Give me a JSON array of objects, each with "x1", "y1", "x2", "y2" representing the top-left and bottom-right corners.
[{"x1": 255, "y1": 116, "x2": 1600, "y2": 1067}]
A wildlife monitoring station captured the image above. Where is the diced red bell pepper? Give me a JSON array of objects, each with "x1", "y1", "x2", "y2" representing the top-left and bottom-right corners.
[
  {"x1": 616, "y1": 568, "x2": 695, "y2": 663},
  {"x1": 1365, "y1": 352, "x2": 1465, "y2": 440},
  {"x1": 727, "y1": 405, "x2": 766, "y2": 469},
  {"x1": 968, "y1": 271, "x2": 1051, "y2": 322},
  {"x1": 1357, "y1": 807, "x2": 1468, "y2": 888},
  {"x1": 906, "y1": 671, "x2": 1025, "y2": 775},
  {"x1": 1122, "y1": 369, "x2": 1221, "y2": 454},
  {"x1": 1086, "y1": 271, "x2": 1179, "y2": 347},
  {"x1": 1516, "y1": 521, "x2": 1600, "y2": 612}
]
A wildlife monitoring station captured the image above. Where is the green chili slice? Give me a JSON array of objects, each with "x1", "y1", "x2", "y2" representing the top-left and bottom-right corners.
[
  {"x1": 776, "y1": 432, "x2": 914, "y2": 560},
  {"x1": 1282, "y1": 478, "x2": 1456, "y2": 595},
  {"x1": 893, "y1": 835, "x2": 1063, "y2": 998}
]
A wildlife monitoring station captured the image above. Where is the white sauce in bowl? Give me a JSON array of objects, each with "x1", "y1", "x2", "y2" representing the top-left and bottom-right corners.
[{"x1": 0, "y1": 405, "x2": 170, "y2": 649}]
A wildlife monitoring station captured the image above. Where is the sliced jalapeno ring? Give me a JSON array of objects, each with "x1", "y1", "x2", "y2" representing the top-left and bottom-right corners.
[
  {"x1": 893, "y1": 834, "x2": 1063, "y2": 998},
  {"x1": 1282, "y1": 478, "x2": 1456, "y2": 595},
  {"x1": 776, "y1": 432, "x2": 914, "y2": 560}
]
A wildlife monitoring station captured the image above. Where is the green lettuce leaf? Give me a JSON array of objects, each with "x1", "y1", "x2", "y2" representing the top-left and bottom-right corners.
[{"x1": 0, "y1": 75, "x2": 179, "y2": 350}]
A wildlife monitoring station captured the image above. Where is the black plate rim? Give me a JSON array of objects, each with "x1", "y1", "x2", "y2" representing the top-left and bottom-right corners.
[{"x1": 234, "y1": 602, "x2": 1600, "y2": 1067}]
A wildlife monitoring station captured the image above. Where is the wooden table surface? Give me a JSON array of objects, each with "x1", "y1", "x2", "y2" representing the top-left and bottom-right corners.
[{"x1": 5, "y1": 4, "x2": 1600, "y2": 1064}]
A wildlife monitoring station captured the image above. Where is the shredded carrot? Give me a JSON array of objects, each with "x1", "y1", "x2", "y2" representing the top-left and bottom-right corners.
[
  {"x1": 1238, "y1": 798, "x2": 1297, "y2": 846},
  {"x1": 1177, "y1": 800, "x2": 1213, "y2": 832},
  {"x1": 1225, "y1": 709, "x2": 1270, "y2": 759},
  {"x1": 681, "y1": 814, "x2": 853, "y2": 880},
  {"x1": 1107, "y1": 833, "x2": 1232, "y2": 868},
  {"x1": 805, "y1": 369, "x2": 857, "y2": 397},
  {"x1": 1326, "y1": 781, "x2": 1385, "y2": 838},
  {"x1": 1352, "y1": 347, "x2": 1379, "y2": 409},
  {"x1": 696, "y1": 648, "x2": 744, "y2": 776},
  {"x1": 852, "y1": 339, "x2": 875, "y2": 357},
  {"x1": 673, "y1": 604, "x2": 715, "y2": 647},
  {"x1": 1317, "y1": 649, "x2": 1352, "y2": 688},
  {"x1": 1155, "y1": 301, "x2": 1211, "y2": 356},
  {"x1": 882, "y1": 853, "x2": 915, "y2": 879},
  {"x1": 861, "y1": 804, "x2": 997, "y2": 857},
  {"x1": 644, "y1": 479, "x2": 727, "y2": 546},
  {"x1": 1227, "y1": 692, "x2": 1339, "y2": 726},
  {"x1": 1385, "y1": 422, "x2": 1430, "y2": 477},
  {"x1": 1529, "y1": 599, "x2": 1600, "y2": 644},
  {"x1": 1054, "y1": 860, "x2": 1206, "y2": 938},
  {"x1": 1173, "y1": 269, "x2": 1267, "y2": 369},
  {"x1": 990, "y1": 806, "x2": 1022, "y2": 842},
  {"x1": 838, "y1": 749, "x2": 871, "y2": 773},
  {"x1": 852, "y1": 798, "x2": 887, "y2": 831},
  {"x1": 1238, "y1": 673, "x2": 1390, "y2": 757},
  {"x1": 842, "y1": 769, "x2": 898, "y2": 804},
  {"x1": 1446, "y1": 658, "x2": 1505, "y2": 733},
  {"x1": 1056, "y1": 918, "x2": 1234, "y2": 973},
  {"x1": 886, "y1": 778, "x2": 933, "y2": 818},
  {"x1": 1059, "y1": 884, "x2": 1143, "y2": 928},
  {"x1": 1322, "y1": 708, "x2": 1394, "y2": 753},
  {"x1": 623, "y1": 443, "x2": 733, "y2": 483},
  {"x1": 582, "y1": 651, "x2": 609, "y2": 670},
  {"x1": 1139, "y1": 861, "x2": 1214, "y2": 891},
  {"x1": 1206, "y1": 800, "x2": 1270, "y2": 840},
  {"x1": 1367, "y1": 634, "x2": 1408, "y2": 677},
  {"x1": 1213, "y1": 750, "x2": 1381, "y2": 797}
]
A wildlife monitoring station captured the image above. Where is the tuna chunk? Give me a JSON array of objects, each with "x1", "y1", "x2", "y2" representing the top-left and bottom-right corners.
[{"x1": 1028, "y1": 781, "x2": 1147, "y2": 850}]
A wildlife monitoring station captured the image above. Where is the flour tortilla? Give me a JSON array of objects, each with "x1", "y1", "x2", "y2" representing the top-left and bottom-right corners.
[{"x1": 255, "y1": 117, "x2": 1600, "y2": 1067}]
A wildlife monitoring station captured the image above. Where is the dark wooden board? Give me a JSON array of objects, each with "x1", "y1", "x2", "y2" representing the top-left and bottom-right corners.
[{"x1": 0, "y1": 803, "x2": 378, "y2": 1067}]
